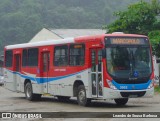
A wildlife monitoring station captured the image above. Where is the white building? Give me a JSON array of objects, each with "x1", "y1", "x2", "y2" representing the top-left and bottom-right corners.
[{"x1": 29, "y1": 28, "x2": 106, "y2": 43}]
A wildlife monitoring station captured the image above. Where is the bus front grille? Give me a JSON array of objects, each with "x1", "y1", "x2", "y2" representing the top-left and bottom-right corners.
[{"x1": 120, "y1": 91, "x2": 146, "y2": 98}]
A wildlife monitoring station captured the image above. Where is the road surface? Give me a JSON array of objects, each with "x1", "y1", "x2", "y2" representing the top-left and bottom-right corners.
[{"x1": 0, "y1": 86, "x2": 160, "y2": 121}]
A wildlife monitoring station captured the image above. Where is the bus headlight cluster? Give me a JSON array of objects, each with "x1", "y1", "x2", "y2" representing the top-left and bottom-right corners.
[
  {"x1": 148, "y1": 81, "x2": 154, "y2": 89},
  {"x1": 107, "y1": 80, "x2": 117, "y2": 90}
]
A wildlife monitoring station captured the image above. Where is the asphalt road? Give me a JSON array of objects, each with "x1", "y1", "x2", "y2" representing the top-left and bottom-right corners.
[{"x1": 0, "y1": 86, "x2": 160, "y2": 121}]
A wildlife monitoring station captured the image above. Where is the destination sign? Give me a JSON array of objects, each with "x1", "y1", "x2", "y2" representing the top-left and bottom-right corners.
[
  {"x1": 105, "y1": 37, "x2": 148, "y2": 45},
  {"x1": 111, "y1": 38, "x2": 141, "y2": 44}
]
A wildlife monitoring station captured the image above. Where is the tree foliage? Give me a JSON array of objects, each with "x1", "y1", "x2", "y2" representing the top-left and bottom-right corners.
[
  {"x1": 148, "y1": 30, "x2": 160, "y2": 57},
  {"x1": 106, "y1": 0, "x2": 160, "y2": 35}
]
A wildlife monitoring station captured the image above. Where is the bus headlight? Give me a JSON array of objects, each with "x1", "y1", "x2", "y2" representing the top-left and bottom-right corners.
[
  {"x1": 107, "y1": 80, "x2": 117, "y2": 90},
  {"x1": 148, "y1": 81, "x2": 154, "y2": 89}
]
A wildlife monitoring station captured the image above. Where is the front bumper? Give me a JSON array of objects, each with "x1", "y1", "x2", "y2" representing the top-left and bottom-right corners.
[{"x1": 103, "y1": 87, "x2": 154, "y2": 99}]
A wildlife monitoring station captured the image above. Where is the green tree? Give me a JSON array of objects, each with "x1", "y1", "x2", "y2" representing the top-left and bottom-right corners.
[
  {"x1": 106, "y1": 0, "x2": 160, "y2": 35},
  {"x1": 148, "y1": 30, "x2": 160, "y2": 57}
]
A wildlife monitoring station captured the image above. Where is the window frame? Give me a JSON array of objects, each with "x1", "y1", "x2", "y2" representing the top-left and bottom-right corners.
[
  {"x1": 27, "y1": 48, "x2": 39, "y2": 67},
  {"x1": 69, "y1": 44, "x2": 85, "y2": 66},
  {"x1": 22, "y1": 49, "x2": 28, "y2": 67},
  {"x1": 54, "y1": 45, "x2": 68, "y2": 66},
  {"x1": 5, "y1": 50, "x2": 13, "y2": 67}
]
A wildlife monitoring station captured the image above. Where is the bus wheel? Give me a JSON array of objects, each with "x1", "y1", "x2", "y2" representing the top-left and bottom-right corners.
[
  {"x1": 114, "y1": 98, "x2": 128, "y2": 106},
  {"x1": 77, "y1": 85, "x2": 91, "y2": 106},
  {"x1": 25, "y1": 82, "x2": 41, "y2": 101}
]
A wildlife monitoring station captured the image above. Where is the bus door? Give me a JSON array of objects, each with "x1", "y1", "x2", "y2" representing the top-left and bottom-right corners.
[
  {"x1": 41, "y1": 52, "x2": 50, "y2": 93},
  {"x1": 90, "y1": 49, "x2": 103, "y2": 97},
  {"x1": 14, "y1": 54, "x2": 21, "y2": 91}
]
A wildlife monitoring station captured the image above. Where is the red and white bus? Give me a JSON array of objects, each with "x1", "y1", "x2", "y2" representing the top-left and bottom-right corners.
[{"x1": 4, "y1": 33, "x2": 154, "y2": 106}]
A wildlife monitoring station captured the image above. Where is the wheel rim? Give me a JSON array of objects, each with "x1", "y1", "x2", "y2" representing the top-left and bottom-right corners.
[
  {"x1": 26, "y1": 85, "x2": 31, "y2": 98},
  {"x1": 78, "y1": 89, "x2": 85, "y2": 103}
]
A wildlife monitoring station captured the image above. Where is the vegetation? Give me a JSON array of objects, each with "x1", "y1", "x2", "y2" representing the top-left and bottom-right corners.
[
  {"x1": 148, "y1": 30, "x2": 160, "y2": 57},
  {"x1": 154, "y1": 86, "x2": 160, "y2": 93},
  {"x1": 0, "y1": 0, "x2": 147, "y2": 54},
  {"x1": 106, "y1": 0, "x2": 160, "y2": 35},
  {"x1": 106, "y1": 0, "x2": 160, "y2": 57}
]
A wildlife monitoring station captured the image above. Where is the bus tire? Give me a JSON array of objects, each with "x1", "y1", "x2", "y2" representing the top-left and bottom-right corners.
[
  {"x1": 77, "y1": 85, "x2": 91, "y2": 106},
  {"x1": 25, "y1": 82, "x2": 41, "y2": 101},
  {"x1": 114, "y1": 98, "x2": 128, "y2": 106}
]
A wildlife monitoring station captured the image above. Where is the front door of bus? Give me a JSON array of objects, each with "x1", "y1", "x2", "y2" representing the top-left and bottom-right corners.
[
  {"x1": 42, "y1": 52, "x2": 50, "y2": 93},
  {"x1": 90, "y1": 49, "x2": 103, "y2": 97},
  {"x1": 14, "y1": 54, "x2": 21, "y2": 91}
]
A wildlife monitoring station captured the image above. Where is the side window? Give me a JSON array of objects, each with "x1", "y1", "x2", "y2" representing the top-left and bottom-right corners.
[
  {"x1": 28, "y1": 48, "x2": 38, "y2": 66},
  {"x1": 22, "y1": 49, "x2": 28, "y2": 67},
  {"x1": 69, "y1": 44, "x2": 85, "y2": 66},
  {"x1": 54, "y1": 45, "x2": 68, "y2": 66},
  {"x1": 5, "y1": 50, "x2": 13, "y2": 67}
]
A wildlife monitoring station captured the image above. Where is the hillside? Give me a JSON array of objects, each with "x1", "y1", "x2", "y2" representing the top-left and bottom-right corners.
[{"x1": 0, "y1": 0, "x2": 151, "y2": 54}]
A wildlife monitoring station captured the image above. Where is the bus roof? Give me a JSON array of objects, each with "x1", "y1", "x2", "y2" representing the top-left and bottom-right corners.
[
  {"x1": 5, "y1": 37, "x2": 74, "y2": 50},
  {"x1": 5, "y1": 33, "x2": 147, "y2": 50}
]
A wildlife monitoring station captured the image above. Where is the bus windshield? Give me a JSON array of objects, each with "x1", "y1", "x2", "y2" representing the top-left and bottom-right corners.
[{"x1": 105, "y1": 37, "x2": 152, "y2": 79}]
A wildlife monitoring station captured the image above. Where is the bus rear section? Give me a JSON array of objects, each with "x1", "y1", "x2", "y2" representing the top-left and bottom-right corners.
[{"x1": 3, "y1": 49, "x2": 16, "y2": 92}]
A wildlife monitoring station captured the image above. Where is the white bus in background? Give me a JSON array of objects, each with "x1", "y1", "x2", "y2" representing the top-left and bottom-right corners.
[{"x1": 153, "y1": 55, "x2": 160, "y2": 86}]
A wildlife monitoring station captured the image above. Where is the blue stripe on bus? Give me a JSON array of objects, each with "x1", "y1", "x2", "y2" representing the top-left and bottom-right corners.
[
  {"x1": 112, "y1": 80, "x2": 151, "y2": 90},
  {"x1": 7, "y1": 70, "x2": 84, "y2": 84}
]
